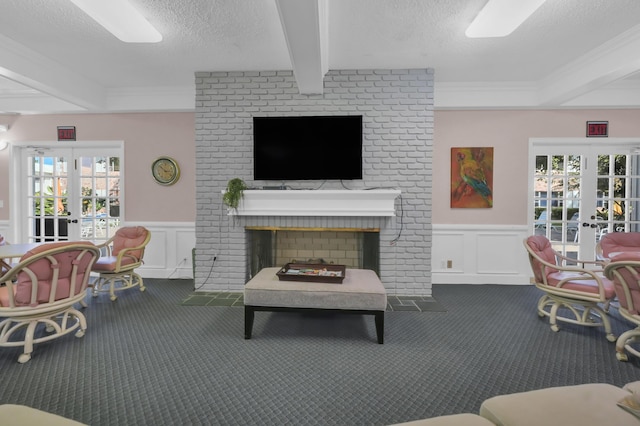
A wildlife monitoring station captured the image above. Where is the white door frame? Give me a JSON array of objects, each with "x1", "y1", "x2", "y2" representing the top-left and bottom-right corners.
[
  {"x1": 9, "y1": 140, "x2": 124, "y2": 243},
  {"x1": 529, "y1": 137, "x2": 640, "y2": 259}
]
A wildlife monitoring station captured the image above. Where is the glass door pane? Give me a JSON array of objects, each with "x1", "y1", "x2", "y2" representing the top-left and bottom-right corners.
[
  {"x1": 533, "y1": 153, "x2": 583, "y2": 259},
  {"x1": 26, "y1": 150, "x2": 72, "y2": 242},
  {"x1": 79, "y1": 155, "x2": 121, "y2": 243},
  {"x1": 596, "y1": 152, "x2": 640, "y2": 236}
]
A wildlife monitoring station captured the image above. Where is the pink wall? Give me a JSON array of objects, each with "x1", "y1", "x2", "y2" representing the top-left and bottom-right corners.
[
  {"x1": 2, "y1": 109, "x2": 639, "y2": 226},
  {"x1": 433, "y1": 109, "x2": 640, "y2": 224},
  {"x1": 0, "y1": 112, "x2": 195, "y2": 222}
]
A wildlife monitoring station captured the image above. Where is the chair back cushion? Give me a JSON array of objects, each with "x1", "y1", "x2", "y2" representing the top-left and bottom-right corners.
[
  {"x1": 599, "y1": 232, "x2": 640, "y2": 259},
  {"x1": 12, "y1": 241, "x2": 97, "y2": 306},
  {"x1": 526, "y1": 235, "x2": 558, "y2": 282},
  {"x1": 112, "y1": 226, "x2": 149, "y2": 259},
  {"x1": 606, "y1": 252, "x2": 640, "y2": 314}
]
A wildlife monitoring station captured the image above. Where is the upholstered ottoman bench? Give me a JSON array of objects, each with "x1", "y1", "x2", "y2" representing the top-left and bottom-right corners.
[
  {"x1": 479, "y1": 382, "x2": 640, "y2": 426},
  {"x1": 244, "y1": 267, "x2": 387, "y2": 343},
  {"x1": 0, "y1": 404, "x2": 86, "y2": 425},
  {"x1": 390, "y1": 413, "x2": 495, "y2": 425}
]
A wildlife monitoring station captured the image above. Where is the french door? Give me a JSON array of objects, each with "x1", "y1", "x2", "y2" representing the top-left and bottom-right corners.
[
  {"x1": 16, "y1": 145, "x2": 122, "y2": 244},
  {"x1": 530, "y1": 138, "x2": 640, "y2": 260}
]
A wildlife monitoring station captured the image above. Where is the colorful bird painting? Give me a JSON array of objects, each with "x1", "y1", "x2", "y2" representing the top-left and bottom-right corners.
[{"x1": 451, "y1": 147, "x2": 493, "y2": 208}]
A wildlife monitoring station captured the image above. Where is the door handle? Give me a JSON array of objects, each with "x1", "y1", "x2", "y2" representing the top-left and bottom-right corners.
[
  {"x1": 582, "y1": 219, "x2": 599, "y2": 228},
  {"x1": 67, "y1": 219, "x2": 78, "y2": 224}
]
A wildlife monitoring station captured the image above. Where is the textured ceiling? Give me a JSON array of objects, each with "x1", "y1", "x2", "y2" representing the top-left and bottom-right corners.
[{"x1": 0, "y1": 0, "x2": 639, "y2": 114}]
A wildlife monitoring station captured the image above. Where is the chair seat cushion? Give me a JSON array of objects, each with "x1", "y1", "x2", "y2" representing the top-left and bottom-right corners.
[
  {"x1": 92, "y1": 255, "x2": 137, "y2": 272},
  {"x1": 546, "y1": 271, "x2": 616, "y2": 299},
  {"x1": 610, "y1": 252, "x2": 640, "y2": 262}
]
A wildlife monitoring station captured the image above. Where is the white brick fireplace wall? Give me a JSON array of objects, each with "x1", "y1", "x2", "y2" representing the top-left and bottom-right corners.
[{"x1": 194, "y1": 69, "x2": 433, "y2": 295}]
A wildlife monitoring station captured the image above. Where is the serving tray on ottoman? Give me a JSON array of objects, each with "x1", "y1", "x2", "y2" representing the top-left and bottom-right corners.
[{"x1": 276, "y1": 263, "x2": 346, "y2": 284}]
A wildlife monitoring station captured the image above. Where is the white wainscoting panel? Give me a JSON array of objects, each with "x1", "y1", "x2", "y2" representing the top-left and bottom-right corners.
[
  {"x1": 432, "y1": 224, "x2": 531, "y2": 285},
  {"x1": 4, "y1": 220, "x2": 533, "y2": 284},
  {"x1": 124, "y1": 221, "x2": 195, "y2": 279},
  {"x1": 0, "y1": 220, "x2": 196, "y2": 279}
]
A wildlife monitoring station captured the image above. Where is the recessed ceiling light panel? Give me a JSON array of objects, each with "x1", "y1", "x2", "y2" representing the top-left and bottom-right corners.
[
  {"x1": 466, "y1": 0, "x2": 547, "y2": 38},
  {"x1": 69, "y1": 0, "x2": 162, "y2": 43}
]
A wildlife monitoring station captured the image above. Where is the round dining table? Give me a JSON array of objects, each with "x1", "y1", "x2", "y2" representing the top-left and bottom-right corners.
[{"x1": 0, "y1": 243, "x2": 42, "y2": 260}]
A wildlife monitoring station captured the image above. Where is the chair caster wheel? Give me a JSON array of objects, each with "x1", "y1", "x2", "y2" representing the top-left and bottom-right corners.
[
  {"x1": 18, "y1": 353, "x2": 31, "y2": 364},
  {"x1": 110, "y1": 295, "x2": 117, "y2": 301},
  {"x1": 606, "y1": 333, "x2": 616, "y2": 342},
  {"x1": 75, "y1": 329, "x2": 85, "y2": 338},
  {"x1": 551, "y1": 324, "x2": 559, "y2": 332},
  {"x1": 617, "y1": 352, "x2": 629, "y2": 362},
  {"x1": 140, "y1": 287, "x2": 146, "y2": 292}
]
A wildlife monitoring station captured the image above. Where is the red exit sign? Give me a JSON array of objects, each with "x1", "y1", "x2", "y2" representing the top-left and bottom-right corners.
[
  {"x1": 587, "y1": 121, "x2": 608, "y2": 137},
  {"x1": 57, "y1": 126, "x2": 76, "y2": 141}
]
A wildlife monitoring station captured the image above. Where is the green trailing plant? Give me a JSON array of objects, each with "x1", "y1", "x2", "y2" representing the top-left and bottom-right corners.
[{"x1": 223, "y1": 178, "x2": 247, "y2": 209}]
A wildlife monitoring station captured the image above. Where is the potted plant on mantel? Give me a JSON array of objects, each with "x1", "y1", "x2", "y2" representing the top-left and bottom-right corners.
[{"x1": 222, "y1": 178, "x2": 248, "y2": 212}]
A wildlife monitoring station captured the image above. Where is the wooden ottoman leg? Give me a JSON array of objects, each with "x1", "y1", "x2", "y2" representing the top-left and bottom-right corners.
[
  {"x1": 244, "y1": 306, "x2": 255, "y2": 339},
  {"x1": 375, "y1": 311, "x2": 384, "y2": 344}
]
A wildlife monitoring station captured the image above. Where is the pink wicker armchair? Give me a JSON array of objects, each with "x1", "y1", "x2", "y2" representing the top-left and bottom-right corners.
[
  {"x1": 91, "y1": 226, "x2": 151, "y2": 301},
  {"x1": 524, "y1": 235, "x2": 616, "y2": 341},
  {"x1": 0, "y1": 241, "x2": 100, "y2": 363},
  {"x1": 597, "y1": 232, "x2": 640, "y2": 261},
  {"x1": 604, "y1": 252, "x2": 640, "y2": 361}
]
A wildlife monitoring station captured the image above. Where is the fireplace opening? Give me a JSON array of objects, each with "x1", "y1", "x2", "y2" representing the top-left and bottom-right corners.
[{"x1": 247, "y1": 228, "x2": 380, "y2": 278}]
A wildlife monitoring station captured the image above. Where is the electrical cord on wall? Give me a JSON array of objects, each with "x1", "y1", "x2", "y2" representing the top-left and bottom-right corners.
[
  {"x1": 193, "y1": 196, "x2": 223, "y2": 291},
  {"x1": 279, "y1": 180, "x2": 328, "y2": 190},
  {"x1": 390, "y1": 194, "x2": 403, "y2": 245},
  {"x1": 194, "y1": 254, "x2": 217, "y2": 291},
  {"x1": 340, "y1": 182, "x2": 405, "y2": 245},
  {"x1": 167, "y1": 257, "x2": 188, "y2": 279}
]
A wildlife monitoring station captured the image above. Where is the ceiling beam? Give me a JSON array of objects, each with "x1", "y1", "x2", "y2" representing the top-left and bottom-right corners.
[
  {"x1": 275, "y1": 0, "x2": 328, "y2": 95},
  {"x1": 537, "y1": 24, "x2": 640, "y2": 106},
  {"x1": 0, "y1": 34, "x2": 106, "y2": 111}
]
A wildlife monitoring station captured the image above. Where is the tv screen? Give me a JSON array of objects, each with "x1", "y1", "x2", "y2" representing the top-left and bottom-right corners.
[{"x1": 253, "y1": 115, "x2": 363, "y2": 181}]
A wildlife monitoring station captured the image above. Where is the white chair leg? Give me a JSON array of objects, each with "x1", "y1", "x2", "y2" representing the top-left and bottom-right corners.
[
  {"x1": 74, "y1": 310, "x2": 87, "y2": 337},
  {"x1": 19, "y1": 321, "x2": 38, "y2": 364}
]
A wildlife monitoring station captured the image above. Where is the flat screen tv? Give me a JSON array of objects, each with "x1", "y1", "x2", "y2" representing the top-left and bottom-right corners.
[{"x1": 253, "y1": 115, "x2": 363, "y2": 181}]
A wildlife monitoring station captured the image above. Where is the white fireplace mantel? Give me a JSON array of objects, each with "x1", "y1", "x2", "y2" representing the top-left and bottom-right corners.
[{"x1": 225, "y1": 189, "x2": 401, "y2": 217}]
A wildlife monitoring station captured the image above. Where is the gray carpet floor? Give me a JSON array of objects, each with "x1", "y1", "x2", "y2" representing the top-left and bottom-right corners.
[{"x1": 1, "y1": 279, "x2": 639, "y2": 425}]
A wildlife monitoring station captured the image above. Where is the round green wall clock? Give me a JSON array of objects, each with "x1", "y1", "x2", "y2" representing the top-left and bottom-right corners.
[{"x1": 151, "y1": 156, "x2": 180, "y2": 186}]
